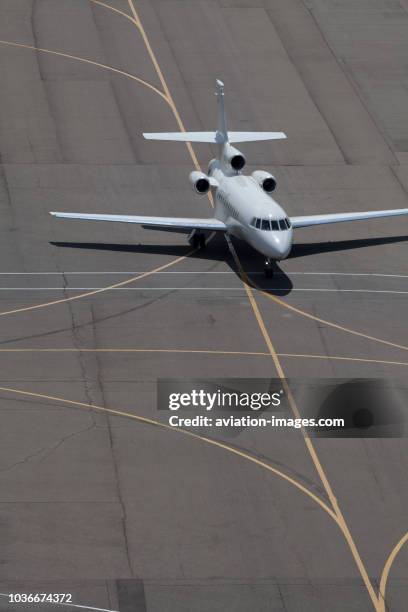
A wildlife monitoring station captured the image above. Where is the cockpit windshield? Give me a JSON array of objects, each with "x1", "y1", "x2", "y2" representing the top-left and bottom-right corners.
[{"x1": 251, "y1": 217, "x2": 291, "y2": 231}]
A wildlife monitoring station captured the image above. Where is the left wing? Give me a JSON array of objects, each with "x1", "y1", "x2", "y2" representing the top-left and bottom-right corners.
[
  {"x1": 50, "y1": 212, "x2": 227, "y2": 232},
  {"x1": 290, "y1": 208, "x2": 408, "y2": 229}
]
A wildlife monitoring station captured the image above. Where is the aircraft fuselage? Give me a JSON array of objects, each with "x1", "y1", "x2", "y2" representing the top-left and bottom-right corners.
[{"x1": 209, "y1": 161, "x2": 293, "y2": 261}]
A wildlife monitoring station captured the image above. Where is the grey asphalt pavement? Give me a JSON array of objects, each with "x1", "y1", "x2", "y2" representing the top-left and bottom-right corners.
[{"x1": 0, "y1": 1, "x2": 407, "y2": 611}]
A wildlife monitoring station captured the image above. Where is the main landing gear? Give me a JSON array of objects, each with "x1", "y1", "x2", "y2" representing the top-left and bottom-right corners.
[
  {"x1": 264, "y1": 257, "x2": 274, "y2": 278},
  {"x1": 188, "y1": 230, "x2": 206, "y2": 249}
]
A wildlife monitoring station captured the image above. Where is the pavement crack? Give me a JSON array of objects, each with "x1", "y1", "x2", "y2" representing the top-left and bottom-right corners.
[
  {"x1": 106, "y1": 408, "x2": 134, "y2": 577},
  {"x1": 62, "y1": 272, "x2": 95, "y2": 411},
  {"x1": 277, "y1": 582, "x2": 289, "y2": 612},
  {"x1": 0, "y1": 421, "x2": 95, "y2": 473},
  {"x1": 89, "y1": 302, "x2": 134, "y2": 576},
  {"x1": 39, "y1": 421, "x2": 97, "y2": 463},
  {"x1": 0, "y1": 445, "x2": 47, "y2": 474},
  {"x1": 0, "y1": 287, "x2": 178, "y2": 347},
  {"x1": 30, "y1": 0, "x2": 64, "y2": 162}
]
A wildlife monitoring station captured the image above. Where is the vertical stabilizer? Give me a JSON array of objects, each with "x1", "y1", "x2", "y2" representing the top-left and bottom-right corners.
[
  {"x1": 215, "y1": 79, "x2": 228, "y2": 144},
  {"x1": 143, "y1": 79, "x2": 287, "y2": 144}
]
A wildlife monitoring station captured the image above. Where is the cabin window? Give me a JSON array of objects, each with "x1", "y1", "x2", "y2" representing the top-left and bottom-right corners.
[
  {"x1": 285, "y1": 218, "x2": 291, "y2": 229},
  {"x1": 271, "y1": 220, "x2": 279, "y2": 231},
  {"x1": 261, "y1": 219, "x2": 271, "y2": 231},
  {"x1": 279, "y1": 219, "x2": 286, "y2": 231},
  {"x1": 255, "y1": 218, "x2": 261, "y2": 229}
]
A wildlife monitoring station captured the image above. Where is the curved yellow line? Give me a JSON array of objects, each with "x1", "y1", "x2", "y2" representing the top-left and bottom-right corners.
[
  {"x1": 0, "y1": 384, "x2": 337, "y2": 522},
  {"x1": 0, "y1": 32, "x2": 215, "y2": 318},
  {"x1": 90, "y1": 0, "x2": 210, "y2": 201},
  {"x1": 378, "y1": 531, "x2": 408, "y2": 612},
  {"x1": 125, "y1": 0, "x2": 213, "y2": 207},
  {"x1": 91, "y1": 0, "x2": 209, "y2": 198},
  {"x1": 0, "y1": 250, "x2": 195, "y2": 316},
  {"x1": 259, "y1": 287, "x2": 408, "y2": 354},
  {"x1": 278, "y1": 353, "x2": 408, "y2": 368},
  {"x1": 0, "y1": 348, "x2": 408, "y2": 369},
  {"x1": 90, "y1": 0, "x2": 139, "y2": 27},
  {"x1": 0, "y1": 40, "x2": 168, "y2": 103}
]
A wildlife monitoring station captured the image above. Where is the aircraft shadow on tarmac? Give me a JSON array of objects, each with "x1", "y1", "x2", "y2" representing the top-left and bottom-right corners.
[
  {"x1": 50, "y1": 236, "x2": 294, "y2": 296},
  {"x1": 289, "y1": 234, "x2": 408, "y2": 258},
  {"x1": 50, "y1": 233, "x2": 408, "y2": 298}
]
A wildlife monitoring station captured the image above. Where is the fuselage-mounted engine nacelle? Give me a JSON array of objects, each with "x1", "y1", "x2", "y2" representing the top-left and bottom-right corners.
[
  {"x1": 222, "y1": 143, "x2": 246, "y2": 172},
  {"x1": 251, "y1": 170, "x2": 277, "y2": 193},
  {"x1": 189, "y1": 171, "x2": 211, "y2": 194}
]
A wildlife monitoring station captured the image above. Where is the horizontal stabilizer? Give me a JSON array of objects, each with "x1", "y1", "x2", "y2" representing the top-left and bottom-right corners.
[
  {"x1": 143, "y1": 131, "x2": 286, "y2": 144},
  {"x1": 50, "y1": 212, "x2": 227, "y2": 232},
  {"x1": 143, "y1": 132, "x2": 220, "y2": 143},
  {"x1": 228, "y1": 131, "x2": 287, "y2": 143}
]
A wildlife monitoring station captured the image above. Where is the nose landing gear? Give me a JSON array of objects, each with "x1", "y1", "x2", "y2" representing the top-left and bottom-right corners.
[{"x1": 264, "y1": 257, "x2": 274, "y2": 278}]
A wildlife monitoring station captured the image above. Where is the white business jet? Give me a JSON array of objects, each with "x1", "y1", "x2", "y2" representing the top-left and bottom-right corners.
[{"x1": 51, "y1": 80, "x2": 408, "y2": 277}]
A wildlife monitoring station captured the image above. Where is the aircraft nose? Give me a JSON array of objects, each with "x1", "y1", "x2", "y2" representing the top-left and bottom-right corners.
[{"x1": 270, "y1": 232, "x2": 292, "y2": 259}]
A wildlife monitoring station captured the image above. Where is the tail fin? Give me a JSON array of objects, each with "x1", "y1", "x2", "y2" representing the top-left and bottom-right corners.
[
  {"x1": 143, "y1": 80, "x2": 287, "y2": 144},
  {"x1": 216, "y1": 79, "x2": 228, "y2": 143}
]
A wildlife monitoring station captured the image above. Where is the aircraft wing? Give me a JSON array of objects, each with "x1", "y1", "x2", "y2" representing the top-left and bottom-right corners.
[
  {"x1": 50, "y1": 212, "x2": 227, "y2": 232},
  {"x1": 290, "y1": 208, "x2": 408, "y2": 229}
]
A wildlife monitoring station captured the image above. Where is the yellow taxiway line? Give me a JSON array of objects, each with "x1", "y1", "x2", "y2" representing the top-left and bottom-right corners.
[
  {"x1": 126, "y1": 0, "x2": 206, "y2": 185},
  {"x1": 0, "y1": 40, "x2": 167, "y2": 102},
  {"x1": 0, "y1": 347, "x2": 407, "y2": 368},
  {"x1": 90, "y1": 0, "x2": 139, "y2": 27},
  {"x1": 0, "y1": 384, "x2": 337, "y2": 522},
  {"x1": 378, "y1": 531, "x2": 408, "y2": 612},
  {"x1": 0, "y1": 3, "x2": 403, "y2": 608},
  {"x1": 0, "y1": 248, "x2": 196, "y2": 317},
  {"x1": 225, "y1": 235, "x2": 380, "y2": 609},
  {"x1": 259, "y1": 287, "x2": 408, "y2": 353}
]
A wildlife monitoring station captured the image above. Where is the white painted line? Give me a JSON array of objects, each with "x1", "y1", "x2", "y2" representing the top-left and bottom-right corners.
[
  {"x1": 0, "y1": 271, "x2": 407, "y2": 278},
  {"x1": 283, "y1": 288, "x2": 408, "y2": 294},
  {"x1": 0, "y1": 287, "x2": 406, "y2": 294},
  {"x1": 286, "y1": 272, "x2": 408, "y2": 278},
  {"x1": 0, "y1": 270, "x2": 236, "y2": 276},
  {"x1": 0, "y1": 287, "x2": 243, "y2": 290},
  {"x1": 0, "y1": 593, "x2": 119, "y2": 612}
]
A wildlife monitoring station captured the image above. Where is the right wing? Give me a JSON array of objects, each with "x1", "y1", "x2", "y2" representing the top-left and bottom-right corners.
[
  {"x1": 290, "y1": 208, "x2": 408, "y2": 229},
  {"x1": 50, "y1": 212, "x2": 227, "y2": 232}
]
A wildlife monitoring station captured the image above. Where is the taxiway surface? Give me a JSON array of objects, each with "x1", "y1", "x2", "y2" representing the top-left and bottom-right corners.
[{"x1": 0, "y1": 1, "x2": 407, "y2": 610}]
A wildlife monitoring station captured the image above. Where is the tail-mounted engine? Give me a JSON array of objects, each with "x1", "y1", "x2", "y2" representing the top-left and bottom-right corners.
[
  {"x1": 251, "y1": 170, "x2": 277, "y2": 193},
  {"x1": 189, "y1": 171, "x2": 211, "y2": 194},
  {"x1": 222, "y1": 143, "x2": 246, "y2": 172}
]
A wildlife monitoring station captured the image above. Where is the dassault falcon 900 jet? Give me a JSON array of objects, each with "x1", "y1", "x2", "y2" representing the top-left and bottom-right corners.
[{"x1": 51, "y1": 80, "x2": 408, "y2": 277}]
